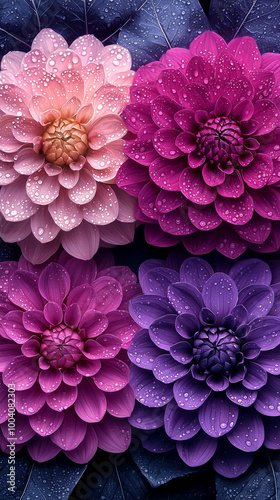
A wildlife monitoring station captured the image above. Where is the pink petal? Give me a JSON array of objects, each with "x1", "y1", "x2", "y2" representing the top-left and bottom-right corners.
[
  {"x1": 38, "y1": 262, "x2": 70, "y2": 303},
  {"x1": 92, "y1": 276, "x2": 123, "y2": 313},
  {"x1": 12, "y1": 116, "x2": 44, "y2": 144},
  {"x1": 74, "y1": 378, "x2": 106, "y2": 422},
  {"x1": 32, "y1": 28, "x2": 68, "y2": 57},
  {"x1": 83, "y1": 184, "x2": 118, "y2": 224},
  {"x1": 28, "y1": 435, "x2": 60, "y2": 461},
  {"x1": 106, "y1": 384, "x2": 135, "y2": 418},
  {"x1": 93, "y1": 358, "x2": 129, "y2": 392},
  {"x1": 64, "y1": 424, "x2": 98, "y2": 463},
  {"x1": 1, "y1": 176, "x2": 39, "y2": 221},
  {"x1": 112, "y1": 186, "x2": 136, "y2": 223},
  {"x1": 180, "y1": 168, "x2": 216, "y2": 205},
  {"x1": 17, "y1": 67, "x2": 66, "y2": 109},
  {"x1": 46, "y1": 382, "x2": 77, "y2": 411},
  {"x1": 46, "y1": 48, "x2": 82, "y2": 74},
  {"x1": 87, "y1": 141, "x2": 127, "y2": 182},
  {"x1": 0, "y1": 160, "x2": 19, "y2": 185},
  {"x1": 80, "y1": 63, "x2": 105, "y2": 104},
  {"x1": 15, "y1": 382, "x2": 46, "y2": 415},
  {"x1": 89, "y1": 115, "x2": 127, "y2": 143},
  {"x1": 99, "y1": 220, "x2": 135, "y2": 245},
  {"x1": 61, "y1": 221, "x2": 100, "y2": 260},
  {"x1": 0, "y1": 215, "x2": 31, "y2": 242},
  {"x1": 215, "y1": 192, "x2": 254, "y2": 225},
  {"x1": 93, "y1": 413, "x2": 131, "y2": 452},
  {"x1": 60, "y1": 69, "x2": 84, "y2": 101},
  {"x1": 1, "y1": 50, "x2": 25, "y2": 72},
  {"x1": 8, "y1": 270, "x2": 44, "y2": 310},
  {"x1": 31, "y1": 206, "x2": 60, "y2": 243},
  {"x1": 19, "y1": 233, "x2": 61, "y2": 265},
  {"x1": 0, "y1": 84, "x2": 30, "y2": 117},
  {"x1": 190, "y1": 31, "x2": 227, "y2": 62},
  {"x1": 48, "y1": 188, "x2": 83, "y2": 230},
  {"x1": 58, "y1": 168, "x2": 79, "y2": 189},
  {"x1": 39, "y1": 367, "x2": 62, "y2": 393},
  {"x1": 98, "y1": 44, "x2": 132, "y2": 79},
  {"x1": 91, "y1": 84, "x2": 127, "y2": 117},
  {"x1": 3, "y1": 355, "x2": 38, "y2": 390},
  {"x1": 68, "y1": 167, "x2": 97, "y2": 205},
  {"x1": 26, "y1": 168, "x2": 60, "y2": 205},
  {"x1": 70, "y1": 34, "x2": 103, "y2": 64}
]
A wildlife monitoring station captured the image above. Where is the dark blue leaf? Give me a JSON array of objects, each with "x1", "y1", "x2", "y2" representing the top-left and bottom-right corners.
[
  {"x1": 0, "y1": 240, "x2": 20, "y2": 262},
  {"x1": 209, "y1": 0, "x2": 280, "y2": 52},
  {"x1": 145, "y1": 471, "x2": 216, "y2": 499},
  {"x1": 70, "y1": 449, "x2": 151, "y2": 500},
  {"x1": 118, "y1": 0, "x2": 210, "y2": 69},
  {"x1": 0, "y1": 450, "x2": 86, "y2": 499},
  {"x1": 0, "y1": 0, "x2": 145, "y2": 58},
  {"x1": 216, "y1": 450, "x2": 280, "y2": 500},
  {"x1": 130, "y1": 439, "x2": 203, "y2": 487}
]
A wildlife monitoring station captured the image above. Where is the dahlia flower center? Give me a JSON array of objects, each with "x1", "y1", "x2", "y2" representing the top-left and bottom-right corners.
[
  {"x1": 41, "y1": 118, "x2": 89, "y2": 166},
  {"x1": 196, "y1": 117, "x2": 244, "y2": 163},
  {"x1": 40, "y1": 324, "x2": 84, "y2": 369},
  {"x1": 193, "y1": 326, "x2": 240, "y2": 375}
]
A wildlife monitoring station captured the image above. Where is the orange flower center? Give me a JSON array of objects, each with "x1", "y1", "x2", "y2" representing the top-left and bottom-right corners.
[{"x1": 41, "y1": 118, "x2": 89, "y2": 166}]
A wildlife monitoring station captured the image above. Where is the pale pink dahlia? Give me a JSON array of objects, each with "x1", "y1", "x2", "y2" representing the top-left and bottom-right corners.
[
  {"x1": 0, "y1": 28, "x2": 136, "y2": 264},
  {"x1": 117, "y1": 31, "x2": 280, "y2": 258},
  {"x1": 0, "y1": 251, "x2": 141, "y2": 463}
]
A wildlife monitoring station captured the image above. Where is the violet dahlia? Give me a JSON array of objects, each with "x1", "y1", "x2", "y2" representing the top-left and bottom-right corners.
[
  {"x1": 128, "y1": 255, "x2": 280, "y2": 477},
  {"x1": 117, "y1": 31, "x2": 280, "y2": 258},
  {"x1": 0, "y1": 251, "x2": 141, "y2": 463},
  {"x1": 0, "y1": 28, "x2": 136, "y2": 264}
]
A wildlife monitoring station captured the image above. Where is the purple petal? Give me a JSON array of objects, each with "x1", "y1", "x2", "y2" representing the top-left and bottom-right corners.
[
  {"x1": 226, "y1": 384, "x2": 257, "y2": 407},
  {"x1": 106, "y1": 384, "x2": 135, "y2": 418},
  {"x1": 94, "y1": 413, "x2": 131, "y2": 453},
  {"x1": 206, "y1": 375, "x2": 229, "y2": 392},
  {"x1": 173, "y1": 373, "x2": 211, "y2": 409},
  {"x1": 64, "y1": 424, "x2": 98, "y2": 463},
  {"x1": 153, "y1": 353, "x2": 189, "y2": 383},
  {"x1": 43, "y1": 302, "x2": 63, "y2": 326},
  {"x1": 129, "y1": 296, "x2": 174, "y2": 329},
  {"x1": 212, "y1": 438, "x2": 254, "y2": 478},
  {"x1": 164, "y1": 398, "x2": 200, "y2": 440},
  {"x1": 227, "y1": 406, "x2": 264, "y2": 452},
  {"x1": 74, "y1": 378, "x2": 106, "y2": 422},
  {"x1": 167, "y1": 282, "x2": 203, "y2": 315},
  {"x1": 139, "y1": 259, "x2": 166, "y2": 285},
  {"x1": 27, "y1": 435, "x2": 60, "y2": 462},
  {"x1": 242, "y1": 362, "x2": 267, "y2": 390},
  {"x1": 177, "y1": 430, "x2": 217, "y2": 466},
  {"x1": 170, "y1": 341, "x2": 193, "y2": 364},
  {"x1": 51, "y1": 407, "x2": 87, "y2": 450},
  {"x1": 39, "y1": 367, "x2": 62, "y2": 393},
  {"x1": 247, "y1": 317, "x2": 280, "y2": 351},
  {"x1": 46, "y1": 382, "x2": 77, "y2": 412},
  {"x1": 175, "y1": 313, "x2": 200, "y2": 338},
  {"x1": 129, "y1": 364, "x2": 173, "y2": 407},
  {"x1": 238, "y1": 285, "x2": 274, "y2": 322},
  {"x1": 8, "y1": 271, "x2": 44, "y2": 310},
  {"x1": 128, "y1": 329, "x2": 164, "y2": 368},
  {"x1": 38, "y1": 263, "x2": 70, "y2": 304},
  {"x1": 141, "y1": 267, "x2": 179, "y2": 297},
  {"x1": 149, "y1": 314, "x2": 183, "y2": 350},
  {"x1": 257, "y1": 346, "x2": 280, "y2": 374},
  {"x1": 263, "y1": 416, "x2": 280, "y2": 449},
  {"x1": 229, "y1": 259, "x2": 272, "y2": 291},
  {"x1": 180, "y1": 257, "x2": 213, "y2": 292},
  {"x1": 29, "y1": 403, "x2": 63, "y2": 436},
  {"x1": 198, "y1": 393, "x2": 238, "y2": 437},
  {"x1": 128, "y1": 400, "x2": 165, "y2": 429},
  {"x1": 3, "y1": 355, "x2": 38, "y2": 390},
  {"x1": 254, "y1": 374, "x2": 280, "y2": 416},
  {"x1": 202, "y1": 273, "x2": 238, "y2": 322}
]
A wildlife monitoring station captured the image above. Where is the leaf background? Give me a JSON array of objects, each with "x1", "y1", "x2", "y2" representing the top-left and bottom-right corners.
[{"x1": 1, "y1": 0, "x2": 280, "y2": 498}]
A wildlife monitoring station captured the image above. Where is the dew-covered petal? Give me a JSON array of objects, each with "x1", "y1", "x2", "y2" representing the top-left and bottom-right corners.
[
  {"x1": 180, "y1": 168, "x2": 216, "y2": 205},
  {"x1": 215, "y1": 192, "x2": 254, "y2": 226},
  {"x1": 257, "y1": 346, "x2": 280, "y2": 374},
  {"x1": 38, "y1": 367, "x2": 62, "y2": 393},
  {"x1": 141, "y1": 267, "x2": 179, "y2": 297},
  {"x1": 198, "y1": 392, "x2": 238, "y2": 437},
  {"x1": 202, "y1": 273, "x2": 238, "y2": 322},
  {"x1": 38, "y1": 262, "x2": 70, "y2": 303},
  {"x1": 128, "y1": 400, "x2": 165, "y2": 429},
  {"x1": 129, "y1": 295, "x2": 174, "y2": 329},
  {"x1": 242, "y1": 362, "x2": 267, "y2": 390},
  {"x1": 238, "y1": 285, "x2": 274, "y2": 322},
  {"x1": 177, "y1": 430, "x2": 217, "y2": 467},
  {"x1": 2, "y1": 310, "x2": 33, "y2": 343},
  {"x1": 229, "y1": 259, "x2": 272, "y2": 291},
  {"x1": 227, "y1": 407, "x2": 264, "y2": 452},
  {"x1": 3, "y1": 355, "x2": 38, "y2": 390},
  {"x1": 51, "y1": 407, "x2": 87, "y2": 450},
  {"x1": 212, "y1": 438, "x2": 254, "y2": 478},
  {"x1": 254, "y1": 374, "x2": 280, "y2": 416},
  {"x1": 128, "y1": 329, "x2": 164, "y2": 368},
  {"x1": 93, "y1": 413, "x2": 131, "y2": 453},
  {"x1": 179, "y1": 257, "x2": 213, "y2": 292},
  {"x1": 46, "y1": 382, "x2": 77, "y2": 412},
  {"x1": 60, "y1": 221, "x2": 100, "y2": 261},
  {"x1": 153, "y1": 353, "x2": 189, "y2": 384},
  {"x1": 173, "y1": 373, "x2": 211, "y2": 410},
  {"x1": 149, "y1": 314, "x2": 183, "y2": 350},
  {"x1": 167, "y1": 282, "x2": 203, "y2": 315},
  {"x1": 91, "y1": 276, "x2": 122, "y2": 314},
  {"x1": 226, "y1": 384, "x2": 257, "y2": 407},
  {"x1": 93, "y1": 358, "x2": 129, "y2": 392},
  {"x1": 130, "y1": 364, "x2": 173, "y2": 407},
  {"x1": 164, "y1": 398, "x2": 200, "y2": 441},
  {"x1": 66, "y1": 284, "x2": 97, "y2": 315}
]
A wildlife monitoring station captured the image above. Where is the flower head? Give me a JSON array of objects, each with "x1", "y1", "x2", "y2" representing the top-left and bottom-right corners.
[
  {"x1": 117, "y1": 31, "x2": 280, "y2": 258},
  {"x1": 0, "y1": 28, "x2": 136, "y2": 264},
  {"x1": 0, "y1": 251, "x2": 141, "y2": 463},
  {"x1": 128, "y1": 255, "x2": 280, "y2": 477}
]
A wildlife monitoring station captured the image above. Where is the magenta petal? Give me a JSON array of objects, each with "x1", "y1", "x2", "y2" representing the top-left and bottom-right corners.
[
  {"x1": 91, "y1": 276, "x2": 122, "y2": 314},
  {"x1": 96, "y1": 334, "x2": 122, "y2": 358},
  {"x1": 51, "y1": 407, "x2": 87, "y2": 450},
  {"x1": 116, "y1": 159, "x2": 150, "y2": 197},
  {"x1": 183, "y1": 227, "x2": 219, "y2": 255},
  {"x1": 94, "y1": 413, "x2": 131, "y2": 453},
  {"x1": 157, "y1": 69, "x2": 188, "y2": 103},
  {"x1": 64, "y1": 425, "x2": 98, "y2": 463},
  {"x1": 215, "y1": 192, "x2": 254, "y2": 225},
  {"x1": 94, "y1": 358, "x2": 129, "y2": 392},
  {"x1": 216, "y1": 225, "x2": 248, "y2": 258},
  {"x1": 252, "y1": 99, "x2": 279, "y2": 135},
  {"x1": 21, "y1": 338, "x2": 40, "y2": 357},
  {"x1": 38, "y1": 263, "x2": 70, "y2": 304},
  {"x1": 122, "y1": 103, "x2": 154, "y2": 133},
  {"x1": 130, "y1": 364, "x2": 173, "y2": 407},
  {"x1": 46, "y1": 382, "x2": 77, "y2": 412},
  {"x1": 79, "y1": 310, "x2": 108, "y2": 338},
  {"x1": 188, "y1": 203, "x2": 222, "y2": 231},
  {"x1": 106, "y1": 384, "x2": 135, "y2": 418},
  {"x1": 250, "y1": 186, "x2": 280, "y2": 220},
  {"x1": 66, "y1": 284, "x2": 97, "y2": 315},
  {"x1": 156, "y1": 190, "x2": 186, "y2": 213},
  {"x1": 29, "y1": 403, "x2": 63, "y2": 436},
  {"x1": 105, "y1": 310, "x2": 140, "y2": 346},
  {"x1": 202, "y1": 272, "x2": 238, "y2": 322},
  {"x1": 14, "y1": 382, "x2": 45, "y2": 415},
  {"x1": 151, "y1": 95, "x2": 183, "y2": 129},
  {"x1": 227, "y1": 406, "x2": 264, "y2": 452},
  {"x1": 0, "y1": 342, "x2": 21, "y2": 370},
  {"x1": 74, "y1": 378, "x2": 106, "y2": 422},
  {"x1": 242, "y1": 153, "x2": 273, "y2": 189},
  {"x1": 153, "y1": 353, "x2": 189, "y2": 383},
  {"x1": 202, "y1": 164, "x2": 225, "y2": 187},
  {"x1": 198, "y1": 392, "x2": 238, "y2": 437},
  {"x1": 180, "y1": 168, "x2": 216, "y2": 205},
  {"x1": 173, "y1": 373, "x2": 211, "y2": 409},
  {"x1": 216, "y1": 170, "x2": 244, "y2": 198},
  {"x1": 62, "y1": 367, "x2": 83, "y2": 386},
  {"x1": 159, "y1": 207, "x2": 196, "y2": 236},
  {"x1": 177, "y1": 430, "x2": 217, "y2": 466},
  {"x1": 164, "y1": 398, "x2": 200, "y2": 440},
  {"x1": 145, "y1": 223, "x2": 181, "y2": 247},
  {"x1": 129, "y1": 329, "x2": 164, "y2": 368},
  {"x1": 212, "y1": 438, "x2": 254, "y2": 478},
  {"x1": 43, "y1": 301, "x2": 63, "y2": 325},
  {"x1": 23, "y1": 310, "x2": 49, "y2": 333},
  {"x1": 2, "y1": 310, "x2": 32, "y2": 343},
  {"x1": 76, "y1": 358, "x2": 101, "y2": 377},
  {"x1": 28, "y1": 435, "x2": 60, "y2": 462},
  {"x1": 3, "y1": 355, "x2": 38, "y2": 390},
  {"x1": 138, "y1": 181, "x2": 160, "y2": 220},
  {"x1": 39, "y1": 367, "x2": 62, "y2": 393},
  {"x1": 64, "y1": 303, "x2": 82, "y2": 329},
  {"x1": 8, "y1": 271, "x2": 44, "y2": 310},
  {"x1": 1, "y1": 413, "x2": 35, "y2": 442},
  {"x1": 124, "y1": 125, "x2": 159, "y2": 166},
  {"x1": 235, "y1": 214, "x2": 272, "y2": 244}
]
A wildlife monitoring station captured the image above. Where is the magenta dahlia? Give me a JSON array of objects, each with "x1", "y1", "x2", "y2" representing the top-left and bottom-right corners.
[
  {"x1": 0, "y1": 251, "x2": 141, "y2": 463},
  {"x1": 117, "y1": 31, "x2": 280, "y2": 258},
  {"x1": 0, "y1": 28, "x2": 136, "y2": 264}
]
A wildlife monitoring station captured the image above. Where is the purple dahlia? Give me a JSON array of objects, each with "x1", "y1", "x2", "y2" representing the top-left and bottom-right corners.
[
  {"x1": 0, "y1": 251, "x2": 141, "y2": 463},
  {"x1": 117, "y1": 31, "x2": 280, "y2": 258},
  {"x1": 128, "y1": 256, "x2": 280, "y2": 477}
]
